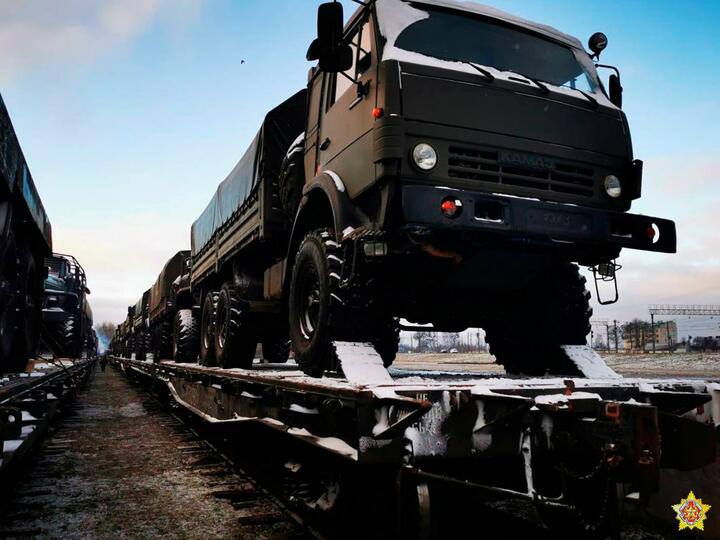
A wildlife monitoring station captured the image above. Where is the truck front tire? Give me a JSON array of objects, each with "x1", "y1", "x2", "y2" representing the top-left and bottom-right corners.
[
  {"x1": 214, "y1": 283, "x2": 256, "y2": 369},
  {"x1": 484, "y1": 263, "x2": 592, "y2": 375},
  {"x1": 289, "y1": 230, "x2": 342, "y2": 377}
]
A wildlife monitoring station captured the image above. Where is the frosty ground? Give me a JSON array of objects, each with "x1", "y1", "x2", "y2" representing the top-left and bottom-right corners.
[{"x1": 395, "y1": 351, "x2": 720, "y2": 378}]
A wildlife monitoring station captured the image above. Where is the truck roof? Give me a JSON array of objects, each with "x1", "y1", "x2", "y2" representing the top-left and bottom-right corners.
[{"x1": 375, "y1": 0, "x2": 585, "y2": 51}]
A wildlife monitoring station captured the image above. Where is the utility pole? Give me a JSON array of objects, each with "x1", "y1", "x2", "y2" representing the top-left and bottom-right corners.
[
  {"x1": 666, "y1": 321, "x2": 671, "y2": 351},
  {"x1": 651, "y1": 313, "x2": 656, "y2": 353},
  {"x1": 613, "y1": 320, "x2": 619, "y2": 353},
  {"x1": 605, "y1": 322, "x2": 611, "y2": 351}
]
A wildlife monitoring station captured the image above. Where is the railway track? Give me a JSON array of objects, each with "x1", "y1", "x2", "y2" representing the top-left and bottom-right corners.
[
  {"x1": 0, "y1": 359, "x2": 95, "y2": 484},
  {"x1": 0, "y1": 365, "x2": 316, "y2": 539}
]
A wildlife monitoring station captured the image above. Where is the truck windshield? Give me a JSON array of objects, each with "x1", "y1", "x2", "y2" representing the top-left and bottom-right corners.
[{"x1": 393, "y1": 7, "x2": 599, "y2": 94}]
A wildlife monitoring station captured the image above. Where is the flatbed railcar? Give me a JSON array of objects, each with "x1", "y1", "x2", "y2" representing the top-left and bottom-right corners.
[
  {"x1": 0, "y1": 359, "x2": 95, "y2": 482},
  {"x1": 111, "y1": 346, "x2": 719, "y2": 538}
]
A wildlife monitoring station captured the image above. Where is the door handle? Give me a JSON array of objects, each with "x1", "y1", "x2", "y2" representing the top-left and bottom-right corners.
[{"x1": 320, "y1": 138, "x2": 331, "y2": 151}]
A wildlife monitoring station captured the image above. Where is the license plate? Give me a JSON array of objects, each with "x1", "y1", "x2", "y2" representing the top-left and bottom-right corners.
[{"x1": 527, "y1": 209, "x2": 592, "y2": 234}]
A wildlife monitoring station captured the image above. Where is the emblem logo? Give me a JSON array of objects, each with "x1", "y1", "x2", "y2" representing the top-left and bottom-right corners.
[
  {"x1": 498, "y1": 150, "x2": 555, "y2": 171},
  {"x1": 672, "y1": 491, "x2": 711, "y2": 531}
]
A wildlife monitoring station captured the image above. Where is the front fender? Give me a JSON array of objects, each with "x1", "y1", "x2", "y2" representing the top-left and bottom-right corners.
[{"x1": 287, "y1": 172, "x2": 369, "y2": 260}]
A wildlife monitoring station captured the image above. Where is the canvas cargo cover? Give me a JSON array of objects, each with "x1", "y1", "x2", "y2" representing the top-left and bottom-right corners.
[
  {"x1": 133, "y1": 289, "x2": 151, "y2": 327},
  {"x1": 149, "y1": 250, "x2": 189, "y2": 319},
  {"x1": 191, "y1": 89, "x2": 307, "y2": 257},
  {"x1": 0, "y1": 93, "x2": 52, "y2": 250}
]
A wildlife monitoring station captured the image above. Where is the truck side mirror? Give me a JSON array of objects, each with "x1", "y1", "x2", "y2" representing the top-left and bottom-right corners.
[
  {"x1": 608, "y1": 73, "x2": 623, "y2": 108},
  {"x1": 306, "y1": 2, "x2": 353, "y2": 73}
]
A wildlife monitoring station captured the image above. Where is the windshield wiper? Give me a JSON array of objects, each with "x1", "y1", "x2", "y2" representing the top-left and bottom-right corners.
[
  {"x1": 528, "y1": 77, "x2": 550, "y2": 95},
  {"x1": 576, "y1": 89, "x2": 599, "y2": 108},
  {"x1": 465, "y1": 62, "x2": 495, "y2": 82}
]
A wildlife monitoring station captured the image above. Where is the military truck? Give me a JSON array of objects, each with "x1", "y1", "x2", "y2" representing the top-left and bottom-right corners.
[
  {"x1": 189, "y1": 0, "x2": 675, "y2": 376},
  {"x1": 0, "y1": 94, "x2": 53, "y2": 372},
  {"x1": 117, "y1": 306, "x2": 135, "y2": 358},
  {"x1": 131, "y1": 290, "x2": 150, "y2": 360},
  {"x1": 41, "y1": 254, "x2": 95, "y2": 358},
  {"x1": 147, "y1": 250, "x2": 197, "y2": 361}
]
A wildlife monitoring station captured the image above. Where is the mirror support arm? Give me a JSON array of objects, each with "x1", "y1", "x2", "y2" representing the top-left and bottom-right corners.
[{"x1": 595, "y1": 63, "x2": 621, "y2": 78}]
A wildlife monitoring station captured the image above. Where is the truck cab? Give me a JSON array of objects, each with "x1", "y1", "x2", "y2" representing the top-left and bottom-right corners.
[
  {"x1": 132, "y1": 289, "x2": 151, "y2": 360},
  {"x1": 284, "y1": 0, "x2": 676, "y2": 375},
  {"x1": 42, "y1": 253, "x2": 93, "y2": 358}
]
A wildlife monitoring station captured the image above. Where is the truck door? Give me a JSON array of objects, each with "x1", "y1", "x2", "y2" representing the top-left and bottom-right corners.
[
  {"x1": 304, "y1": 68, "x2": 325, "y2": 186},
  {"x1": 315, "y1": 13, "x2": 377, "y2": 198}
]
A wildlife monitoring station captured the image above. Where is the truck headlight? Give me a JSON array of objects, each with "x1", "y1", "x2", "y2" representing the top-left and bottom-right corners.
[
  {"x1": 604, "y1": 175, "x2": 622, "y2": 198},
  {"x1": 412, "y1": 143, "x2": 437, "y2": 171}
]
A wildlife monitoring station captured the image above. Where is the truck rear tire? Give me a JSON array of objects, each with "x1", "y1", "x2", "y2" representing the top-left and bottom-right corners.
[
  {"x1": 200, "y1": 291, "x2": 219, "y2": 366},
  {"x1": 63, "y1": 315, "x2": 82, "y2": 359},
  {"x1": 173, "y1": 309, "x2": 199, "y2": 363},
  {"x1": 289, "y1": 230, "x2": 343, "y2": 377},
  {"x1": 484, "y1": 263, "x2": 592, "y2": 375},
  {"x1": 278, "y1": 137, "x2": 304, "y2": 220},
  {"x1": 214, "y1": 283, "x2": 256, "y2": 369},
  {"x1": 135, "y1": 330, "x2": 147, "y2": 361},
  {"x1": 154, "y1": 321, "x2": 172, "y2": 362},
  {"x1": 262, "y1": 337, "x2": 290, "y2": 364}
]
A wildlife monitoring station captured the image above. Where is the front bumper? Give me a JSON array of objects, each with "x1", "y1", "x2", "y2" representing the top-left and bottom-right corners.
[{"x1": 401, "y1": 185, "x2": 676, "y2": 253}]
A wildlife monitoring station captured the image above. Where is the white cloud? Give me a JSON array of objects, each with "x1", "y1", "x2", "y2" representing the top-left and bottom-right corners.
[
  {"x1": 0, "y1": 0, "x2": 203, "y2": 83},
  {"x1": 591, "y1": 154, "x2": 720, "y2": 322},
  {"x1": 51, "y1": 212, "x2": 190, "y2": 325}
]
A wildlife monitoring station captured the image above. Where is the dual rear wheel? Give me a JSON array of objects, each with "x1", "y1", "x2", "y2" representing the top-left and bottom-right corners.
[{"x1": 198, "y1": 285, "x2": 290, "y2": 369}]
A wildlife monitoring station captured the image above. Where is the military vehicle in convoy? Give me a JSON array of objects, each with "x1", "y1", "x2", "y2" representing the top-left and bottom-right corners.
[
  {"x1": 147, "y1": 250, "x2": 196, "y2": 361},
  {"x1": 116, "y1": 306, "x2": 135, "y2": 358},
  {"x1": 184, "y1": 0, "x2": 677, "y2": 376},
  {"x1": 131, "y1": 290, "x2": 151, "y2": 360},
  {"x1": 41, "y1": 254, "x2": 95, "y2": 358},
  {"x1": 0, "y1": 94, "x2": 53, "y2": 372}
]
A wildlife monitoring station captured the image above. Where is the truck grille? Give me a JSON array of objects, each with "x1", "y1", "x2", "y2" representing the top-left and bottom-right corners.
[{"x1": 448, "y1": 147, "x2": 595, "y2": 198}]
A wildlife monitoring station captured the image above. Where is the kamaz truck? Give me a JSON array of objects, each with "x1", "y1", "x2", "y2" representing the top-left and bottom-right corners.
[
  {"x1": 41, "y1": 253, "x2": 95, "y2": 358},
  {"x1": 147, "y1": 250, "x2": 196, "y2": 361},
  {"x1": 187, "y1": 0, "x2": 676, "y2": 376},
  {"x1": 131, "y1": 290, "x2": 151, "y2": 360},
  {"x1": 0, "y1": 94, "x2": 53, "y2": 372}
]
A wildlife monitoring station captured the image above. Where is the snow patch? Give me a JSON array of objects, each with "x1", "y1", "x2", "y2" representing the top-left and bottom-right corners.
[
  {"x1": 561, "y1": 346, "x2": 620, "y2": 379},
  {"x1": 534, "y1": 391, "x2": 602, "y2": 408},
  {"x1": 286, "y1": 427, "x2": 358, "y2": 459},
  {"x1": 323, "y1": 170, "x2": 345, "y2": 193},
  {"x1": 3, "y1": 439, "x2": 23, "y2": 453},
  {"x1": 335, "y1": 342, "x2": 393, "y2": 385},
  {"x1": 289, "y1": 403, "x2": 319, "y2": 415}
]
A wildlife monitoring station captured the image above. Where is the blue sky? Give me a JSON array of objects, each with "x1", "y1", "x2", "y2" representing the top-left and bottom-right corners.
[{"x1": 2, "y1": 0, "x2": 719, "y2": 332}]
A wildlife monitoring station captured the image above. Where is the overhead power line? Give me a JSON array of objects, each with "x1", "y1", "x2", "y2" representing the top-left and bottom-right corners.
[{"x1": 648, "y1": 305, "x2": 720, "y2": 316}]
